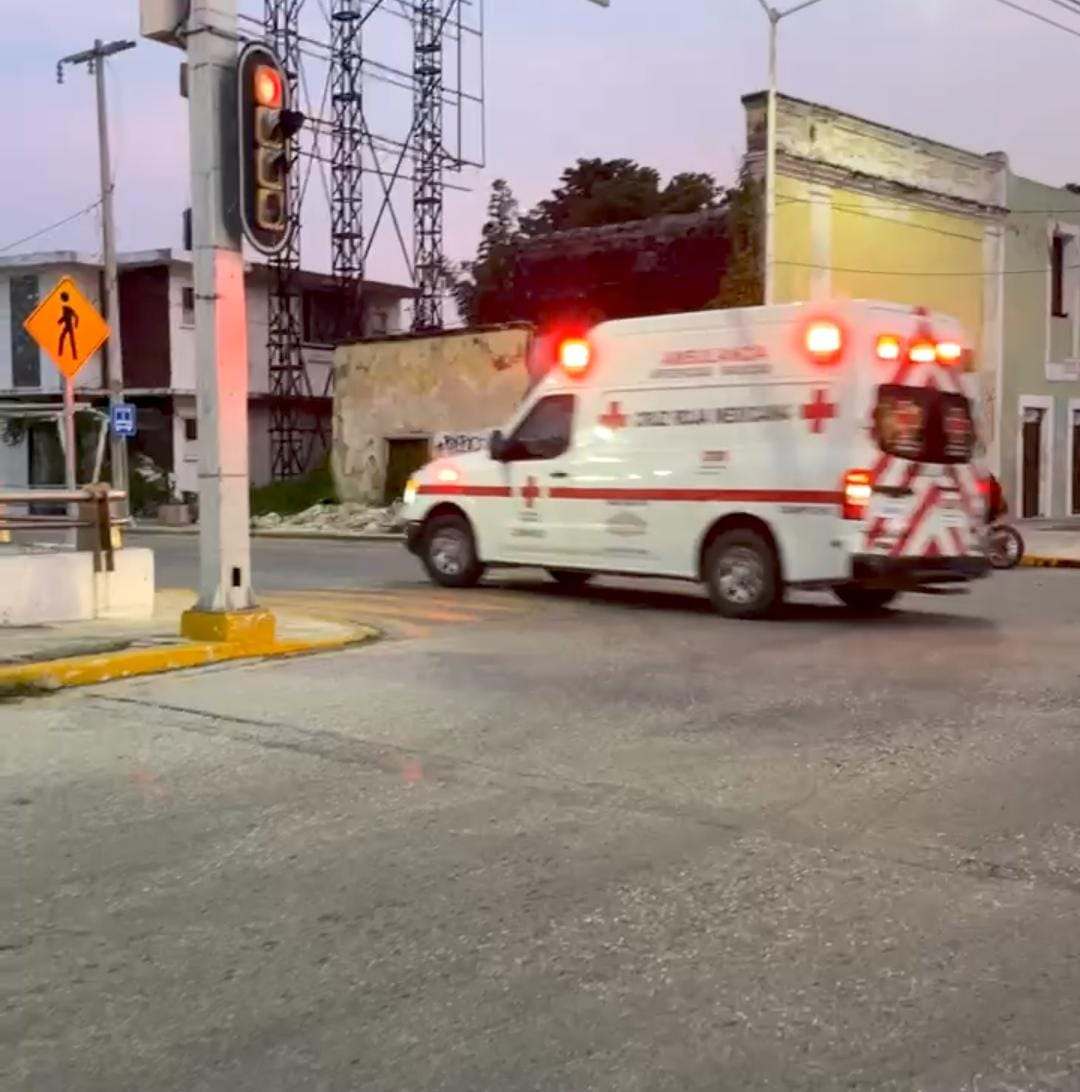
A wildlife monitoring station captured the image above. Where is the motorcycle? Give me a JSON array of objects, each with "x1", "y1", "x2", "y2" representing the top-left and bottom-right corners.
[{"x1": 985, "y1": 520, "x2": 1025, "y2": 569}]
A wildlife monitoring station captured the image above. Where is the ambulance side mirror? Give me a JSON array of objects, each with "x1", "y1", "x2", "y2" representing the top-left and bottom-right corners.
[{"x1": 489, "y1": 429, "x2": 509, "y2": 461}]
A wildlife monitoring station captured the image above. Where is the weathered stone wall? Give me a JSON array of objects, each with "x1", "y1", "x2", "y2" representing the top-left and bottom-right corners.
[{"x1": 331, "y1": 325, "x2": 533, "y2": 504}]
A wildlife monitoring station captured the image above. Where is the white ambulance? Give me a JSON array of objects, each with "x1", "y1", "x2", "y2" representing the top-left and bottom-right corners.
[{"x1": 402, "y1": 301, "x2": 989, "y2": 618}]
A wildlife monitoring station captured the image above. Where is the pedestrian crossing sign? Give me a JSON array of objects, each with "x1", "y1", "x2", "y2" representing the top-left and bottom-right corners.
[{"x1": 22, "y1": 276, "x2": 110, "y2": 380}]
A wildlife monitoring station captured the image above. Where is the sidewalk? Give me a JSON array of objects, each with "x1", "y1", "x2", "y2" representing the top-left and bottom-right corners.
[
  {"x1": 0, "y1": 589, "x2": 377, "y2": 696},
  {"x1": 1017, "y1": 519, "x2": 1080, "y2": 569}
]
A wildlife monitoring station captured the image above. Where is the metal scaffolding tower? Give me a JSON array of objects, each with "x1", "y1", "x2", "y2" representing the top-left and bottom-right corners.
[
  {"x1": 253, "y1": 0, "x2": 485, "y2": 478},
  {"x1": 412, "y1": 0, "x2": 444, "y2": 332},
  {"x1": 330, "y1": 0, "x2": 365, "y2": 343},
  {"x1": 264, "y1": 0, "x2": 312, "y2": 480}
]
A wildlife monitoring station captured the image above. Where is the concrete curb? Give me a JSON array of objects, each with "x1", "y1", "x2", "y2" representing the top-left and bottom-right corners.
[
  {"x1": 130, "y1": 525, "x2": 405, "y2": 543},
  {"x1": 0, "y1": 626, "x2": 379, "y2": 696},
  {"x1": 1019, "y1": 555, "x2": 1080, "y2": 570}
]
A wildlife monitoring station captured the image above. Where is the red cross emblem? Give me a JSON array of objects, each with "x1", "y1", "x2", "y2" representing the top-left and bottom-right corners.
[
  {"x1": 599, "y1": 401, "x2": 627, "y2": 430},
  {"x1": 521, "y1": 476, "x2": 541, "y2": 508},
  {"x1": 801, "y1": 388, "x2": 837, "y2": 434}
]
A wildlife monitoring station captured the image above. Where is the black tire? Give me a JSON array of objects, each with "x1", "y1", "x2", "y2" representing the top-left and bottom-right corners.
[
  {"x1": 703, "y1": 529, "x2": 780, "y2": 619},
  {"x1": 987, "y1": 525, "x2": 1024, "y2": 570},
  {"x1": 832, "y1": 586, "x2": 899, "y2": 613},
  {"x1": 547, "y1": 568, "x2": 593, "y2": 588},
  {"x1": 419, "y1": 513, "x2": 485, "y2": 588}
]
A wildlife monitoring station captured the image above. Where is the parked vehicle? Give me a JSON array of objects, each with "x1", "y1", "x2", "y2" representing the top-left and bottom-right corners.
[
  {"x1": 402, "y1": 300, "x2": 990, "y2": 618},
  {"x1": 986, "y1": 521, "x2": 1025, "y2": 569}
]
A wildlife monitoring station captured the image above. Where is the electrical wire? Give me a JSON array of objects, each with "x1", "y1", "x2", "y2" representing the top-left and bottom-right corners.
[
  {"x1": 775, "y1": 257, "x2": 1079, "y2": 277},
  {"x1": 775, "y1": 193, "x2": 1080, "y2": 217},
  {"x1": 0, "y1": 199, "x2": 103, "y2": 255},
  {"x1": 990, "y1": 0, "x2": 1080, "y2": 37}
]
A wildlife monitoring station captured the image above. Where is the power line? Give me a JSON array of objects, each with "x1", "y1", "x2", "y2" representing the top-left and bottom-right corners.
[
  {"x1": 990, "y1": 0, "x2": 1080, "y2": 38},
  {"x1": 1043, "y1": 0, "x2": 1080, "y2": 18},
  {"x1": 0, "y1": 198, "x2": 103, "y2": 255},
  {"x1": 775, "y1": 193, "x2": 1080, "y2": 217},
  {"x1": 776, "y1": 258, "x2": 1079, "y2": 277}
]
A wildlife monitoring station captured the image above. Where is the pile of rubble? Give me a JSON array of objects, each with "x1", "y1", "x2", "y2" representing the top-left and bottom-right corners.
[{"x1": 251, "y1": 501, "x2": 405, "y2": 535}]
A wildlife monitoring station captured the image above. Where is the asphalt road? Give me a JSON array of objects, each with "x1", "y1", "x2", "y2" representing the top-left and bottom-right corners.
[
  {"x1": 131, "y1": 532, "x2": 422, "y2": 591},
  {"x1": 5, "y1": 557, "x2": 1080, "y2": 1091}
]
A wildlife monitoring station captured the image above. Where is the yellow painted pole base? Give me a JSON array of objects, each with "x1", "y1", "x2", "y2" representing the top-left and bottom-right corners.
[{"x1": 180, "y1": 607, "x2": 276, "y2": 644}]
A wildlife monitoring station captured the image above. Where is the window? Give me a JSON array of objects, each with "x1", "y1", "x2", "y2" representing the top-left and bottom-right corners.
[
  {"x1": 1051, "y1": 235, "x2": 1068, "y2": 318},
  {"x1": 873, "y1": 385, "x2": 974, "y2": 465},
  {"x1": 302, "y1": 289, "x2": 344, "y2": 344},
  {"x1": 184, "y1": 417, "x2": 198, "y2": 442},
  {"x1": 9, "y1": 275, "x2": 41, "y2": 388},
  {"x1": 506, "y1": 395, "x2": 575, "y2": 461},
  {"x1": 181, "y1": 286, "x2": 195, "y2": 327}
]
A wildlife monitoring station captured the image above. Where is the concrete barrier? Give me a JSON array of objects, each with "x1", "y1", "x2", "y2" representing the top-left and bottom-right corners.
[{"x1": 0, "y1": 548, "x2": 154, "y2": 627}]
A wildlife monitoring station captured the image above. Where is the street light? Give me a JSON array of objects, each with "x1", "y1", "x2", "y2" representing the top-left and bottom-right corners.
[{"x1": 754, "y1": 0, "x2": 830, "y2": 305}]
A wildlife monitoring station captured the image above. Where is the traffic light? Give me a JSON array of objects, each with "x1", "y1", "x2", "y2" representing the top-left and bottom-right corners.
[{"x1": 238, "y1": 43, "x2": 304, "y2": 255}]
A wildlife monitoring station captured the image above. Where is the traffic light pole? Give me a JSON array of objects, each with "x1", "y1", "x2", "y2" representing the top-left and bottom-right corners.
[{"x1": 180, "y1": 0, "x2": 273, "y2": 642}]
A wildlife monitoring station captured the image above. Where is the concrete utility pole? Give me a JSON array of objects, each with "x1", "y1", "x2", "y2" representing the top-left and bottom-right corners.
[
  {"x1": 178, "y1": 0, "x2": 270, "y2": 639},
  {"x1": 57, "y1": 38, "x2": 135, "y2": 502},
  {"x1": 753, "y1": 0, "x2": 830, "y2": 305}
]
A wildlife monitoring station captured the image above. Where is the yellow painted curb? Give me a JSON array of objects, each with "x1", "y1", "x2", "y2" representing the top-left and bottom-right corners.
[
  {"x1": 1019, "y1": 555, "x2": 1080, "y2": 570},
  {"x1": 0, "y1": 627, "x2": 378, "y2": 694}
]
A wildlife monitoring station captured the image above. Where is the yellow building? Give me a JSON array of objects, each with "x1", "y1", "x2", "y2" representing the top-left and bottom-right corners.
[{"x1": 742, "y1": 93, "x2": 1008, "y2": 457}]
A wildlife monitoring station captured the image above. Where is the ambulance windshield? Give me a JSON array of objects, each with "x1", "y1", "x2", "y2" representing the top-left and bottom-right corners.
[{"x1": 872, "y1": 384, "x2": 975, "y2": 465}]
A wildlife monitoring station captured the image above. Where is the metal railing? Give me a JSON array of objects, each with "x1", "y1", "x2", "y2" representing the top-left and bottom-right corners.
[{"x1": 0, "y1": 486, "x2": 129, "y2": 572}]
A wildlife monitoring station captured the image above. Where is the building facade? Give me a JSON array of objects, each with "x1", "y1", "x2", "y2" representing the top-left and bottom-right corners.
[
  {"x1": 744, "y1": 93, "x2": 1080, "y2": 514},
  {"x1": 0, "y1": 249, "x2": 412, "y2": 496},
  {"x1": 1000, "y1": 173, "x2": 1080, "y2": 518}
]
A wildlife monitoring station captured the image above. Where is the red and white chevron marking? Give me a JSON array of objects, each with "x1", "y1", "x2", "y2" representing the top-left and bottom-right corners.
[{"x1": 863, "y1": 354, "x2": 982, "y2": 560}]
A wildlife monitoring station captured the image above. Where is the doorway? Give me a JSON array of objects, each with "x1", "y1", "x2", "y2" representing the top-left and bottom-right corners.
[
  {"x1": 1021, "y1": 406, "x2": 1043, "y2": 518},
  {"x1": 1071, "y1": 405, "x2": 1080, "y2": 515},
  {"x1": 384, "y1": 437, "x2": 431, "y2": 505}
]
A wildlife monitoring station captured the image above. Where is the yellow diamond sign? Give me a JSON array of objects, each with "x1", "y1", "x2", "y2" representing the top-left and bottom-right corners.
[{"x1": 22, "y1": 276, "x2": 110, "y2": 381}]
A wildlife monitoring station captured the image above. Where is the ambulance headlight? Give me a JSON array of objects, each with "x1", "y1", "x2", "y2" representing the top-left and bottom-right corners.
[{"x1": 403, "y1": 478, "x2": 419, "y2": 506}]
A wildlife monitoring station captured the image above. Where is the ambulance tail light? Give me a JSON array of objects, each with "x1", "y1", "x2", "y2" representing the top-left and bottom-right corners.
[
  {"x1": 558, "y1": 337, "x2": 591, "y2": 376},
  {"x1": 842, "y1": 469, "x2": 873, "y2": 521},
  {"x1": 805, "y1": 321, "x2": 844, "y2": 364},
  {"x1": 875, "y1": 334, "x2": 902, "y2": 362}
]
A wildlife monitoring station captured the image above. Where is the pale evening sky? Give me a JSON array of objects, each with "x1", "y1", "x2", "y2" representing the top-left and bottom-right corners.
[{"x1": 1, "y1": 0, "x2": 1077, "y2": 288}]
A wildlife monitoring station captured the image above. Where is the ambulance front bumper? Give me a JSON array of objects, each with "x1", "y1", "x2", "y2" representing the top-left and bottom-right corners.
[{"x1": 850, "y1": 553, "x2": 990, "y2": 588}]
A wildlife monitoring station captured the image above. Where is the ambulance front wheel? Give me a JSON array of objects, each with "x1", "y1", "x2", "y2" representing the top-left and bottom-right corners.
[
  {"x1": 420, "y1": 512, "x2": 485, "y2": 588},
  {"x1": 704, "y1": 529, "x2": 781, "y2": 620}
]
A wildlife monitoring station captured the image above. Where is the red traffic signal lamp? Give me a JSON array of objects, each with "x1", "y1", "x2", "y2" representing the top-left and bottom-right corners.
[{"x1": 238, "y1": 43, "x2": 304, "y2": 255}]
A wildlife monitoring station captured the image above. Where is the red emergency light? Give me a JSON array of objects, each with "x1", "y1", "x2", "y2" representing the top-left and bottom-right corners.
[
  {"x1": 804, "y1": 320, "x2": 844, "y2": 365},
  {"x1": 875, "y1": 334, "x2": 902, "y2": 362},
  {"x1": 558, "y1": 337, "x2": 591, "y2": 376}
]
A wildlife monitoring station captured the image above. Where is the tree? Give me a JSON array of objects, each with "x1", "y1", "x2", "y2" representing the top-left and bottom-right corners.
[
  {"x1": 709, "y1": 173, "x2": 763, "y2": 309},
  {"x1": 521, "y1": 158, "x2": 665, "y2": 235},
  {"x1": 446, "y1": 178, "x2": 521, "y2": 326},
  {"x1": 452, "y1": 161, "x2": 723, "y2": 325}
]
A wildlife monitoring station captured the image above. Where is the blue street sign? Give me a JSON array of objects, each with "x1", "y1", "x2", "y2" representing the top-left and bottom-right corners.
[{"x1": 111, "y1": 402, "x2": 137, "y2": 438}]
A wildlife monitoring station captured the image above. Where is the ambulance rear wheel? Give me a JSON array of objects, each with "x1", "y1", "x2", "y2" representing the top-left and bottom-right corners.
[
  {"x1": 832, "y1": 586, "x2": 899, "y2": 613},
  {"x1": 704, "y1": 530, "x2": 780, "y2": 620},
  {"x1": 547, "y1": 569, "x2": 593, "y2": 588},
  {"x1": 421, "y1": 513, "x2": 484, "y2": 588}
]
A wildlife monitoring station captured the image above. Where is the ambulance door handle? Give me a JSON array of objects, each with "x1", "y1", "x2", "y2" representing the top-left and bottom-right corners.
[{"x1": 549, "y1": 471, "x2": 570, "y2": 479}]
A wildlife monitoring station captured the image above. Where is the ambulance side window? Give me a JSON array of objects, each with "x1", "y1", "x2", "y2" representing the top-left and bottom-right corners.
[{"x1": 505, "y1": 394, "x2": 575, "y2": 461}]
